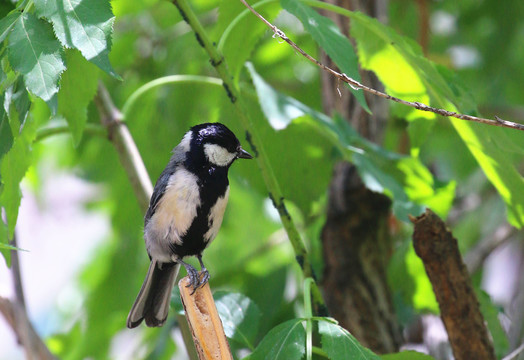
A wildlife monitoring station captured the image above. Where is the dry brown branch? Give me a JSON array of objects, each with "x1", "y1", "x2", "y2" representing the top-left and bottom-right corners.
[
  {"x1": 411, "y1": 209, "x2": 496, "y2": 360},
  {"x1": 178, "y1": 277, "x2": 232, "y2": 360},
  {"x1": 240, "y1": 0, "x2": 524, "y2": 131}
]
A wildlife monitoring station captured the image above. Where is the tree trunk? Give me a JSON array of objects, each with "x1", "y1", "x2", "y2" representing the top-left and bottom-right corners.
[{"x1": 320, "y1": 0, "x2": 402, "y2": 354}]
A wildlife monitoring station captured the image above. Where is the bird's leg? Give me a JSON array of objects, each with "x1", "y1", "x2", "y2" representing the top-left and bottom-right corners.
[
  {"x1": 177, "y1": 258, "x2": 200, "y2": 294},
  {"x1": 197, "y1": 255, "x2": 210, "y2": 288}
]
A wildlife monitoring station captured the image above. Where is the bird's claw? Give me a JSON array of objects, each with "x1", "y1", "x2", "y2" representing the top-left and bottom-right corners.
[{"x1": 185, "y1": 269, "x2": 210, "y2": 295}]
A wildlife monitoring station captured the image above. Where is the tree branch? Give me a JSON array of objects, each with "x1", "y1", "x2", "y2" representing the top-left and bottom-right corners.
[
  {"x1": 94, "y1": 82, "x2": 153, "y2": 210},
  {"x1": 240, "y1": 0, "x2": 524, "y2": 131},
  {"x1": 411, "y1": 209, "x2": 496, "y2": 360}
]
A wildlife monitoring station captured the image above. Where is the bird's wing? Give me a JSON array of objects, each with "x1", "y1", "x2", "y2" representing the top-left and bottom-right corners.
[{"x1": 145, "y1": 145, "x2": 187, "y2": 224}]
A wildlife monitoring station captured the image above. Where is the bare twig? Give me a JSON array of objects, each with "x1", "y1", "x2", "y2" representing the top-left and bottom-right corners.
[
  {"x1": 10, "y1": 232, "x2": 26, "y2": 310},
  {"x1": 0, "y1": 297, "x2": 56, "y2": 360},
  {"x1": 464, "y1": 223, "x2": 516, "y2": 274},
  {"x1": 94, "y1": 82, "x2": 153, "y2": 210},
  {"x1": 1, "y1": 233, "x2": 55, "y2": 358},
  {"x1": 502, "y1": 342, "x2": 524, "y2": 360},
  {"x1": 240, "y1": 0, "x2": 524, "y2": 131}
]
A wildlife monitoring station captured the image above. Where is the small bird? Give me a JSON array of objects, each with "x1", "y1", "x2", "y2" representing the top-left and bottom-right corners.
[{"x1": 127, "y1": 122, "x2": 252, "y2": 328}]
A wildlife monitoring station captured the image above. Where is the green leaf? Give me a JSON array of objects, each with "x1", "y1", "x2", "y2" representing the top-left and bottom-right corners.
[
  {"x1": 58, "y1": 49, "x2": 99, "y2": 145},
  {"x1": 0, "y1": 94, "x2": 13, "y2": 162},
  {"x1": 452, "y1": 121, "x2": 524, "y2": 228},
  {"x1": 477, "y1": 290, "x2": 509, "y2": 359},
  {"x1": 34, "y1": 0, "x2": 120, "y2": 79},
  {"x1": 388, "y1": 240, "x2": 438, "y2": 314},
  {"x1": 214, "y1": 291, "x2": 261, "y2": 350},
  {"x1": 247, "y1": 62, "x2": 454, "y2": 221},
  {"x1": 0, "y1": 114, "x2": 37, "y2": 254},
  {"x1": 7, "y1": 13, "x2": 66, "y2": 101},
  {"x1": 217, "y1": 0, "x2": 281, "y2": 81},
  {"x1": 349, "y1": 11, "x2": 524, "y2": 227},
  {"x1": 245, "y1": 319, "x2": 305, "y2": 360},
  {"x1": 381, "y1": 350, "x2": 435, "y2": 359},
  {"x1": 318, "y1": 319, "x2": 381, "y2": 360},
  {"x1": 281, "y1": 0, "x2": 370, "y2": 113},
  {"x1": 0, "y1": 10, "x2": 21, "y2": 43}
]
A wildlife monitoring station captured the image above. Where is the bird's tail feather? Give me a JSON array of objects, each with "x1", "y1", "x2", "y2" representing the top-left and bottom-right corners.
[{"x1": 127, "y1": 260, "x2": 180, "y2": 328}]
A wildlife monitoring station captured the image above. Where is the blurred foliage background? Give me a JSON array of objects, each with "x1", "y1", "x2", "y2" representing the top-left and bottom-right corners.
[{"x1": 0, "y1": 0, "x2": 523, "y2": 359}]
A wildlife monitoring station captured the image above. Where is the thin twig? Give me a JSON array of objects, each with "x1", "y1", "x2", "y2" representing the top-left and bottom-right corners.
[
  {"x1": 0, "y1": 297, "x2": 56, "y2": 359},
  {"x1": 240, "y1": 0, "x2": 524, "y2": 131},
  {"x1": 1, "y1": 232, "x2": 55, "y2": 359},
  {"x1": 94, "y1": 82, "x2": 153, "y2": 210},
  {"x1": 10, "y1": 232, "x2": 26, "y2": 310},
  {"x1": 502, "y1": 342, "x2": 524, "y2": 360}
]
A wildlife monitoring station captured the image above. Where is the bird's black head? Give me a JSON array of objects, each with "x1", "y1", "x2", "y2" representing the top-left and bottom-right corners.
[{"x1": 186, "y1": 123, "x2": 252, "y2": 169}]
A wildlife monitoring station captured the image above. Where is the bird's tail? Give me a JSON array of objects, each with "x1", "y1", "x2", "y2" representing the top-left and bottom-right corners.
[{"x1": 127, "y1": 260, "x2": 180, "y2": 328}]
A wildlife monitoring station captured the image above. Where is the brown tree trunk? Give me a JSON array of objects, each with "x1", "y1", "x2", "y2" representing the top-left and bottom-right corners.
[{"x1": 320, "y1": 0, "x2": 402, "y2": 354}]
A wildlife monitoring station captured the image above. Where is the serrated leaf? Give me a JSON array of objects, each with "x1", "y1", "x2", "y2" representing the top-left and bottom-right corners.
[
  {"x1": 34, "y1": 0, "x2": 120, "y2": 79},
  {"x1": 7, "y1": 13, "x2": 65, "y2": 101},
  {"x1": 0, "y1": 114, "x2": 37, "y2": 249},
  {"x1": 217, "y1": 0, "x2": 280, "y2": 82},
  {"x1": 214, "y1": 291, "x2": 261, "y2": 350},
  {"x1": 246, "y1": 319, "x2": 305, "y2": 360},
  {"x1": 58, "y1": 49, "x2": 99, "y2": 144},
  {"x1": 0, "y1": 10, "x2": 21, "y2": 43},
  {"x1": 381, "y1": 351, "x2": 435, "y2": 359},
  {"x1": 247, "y1": 63, "x2": 454, "y2": 221},
  {"x1": 318, "y1": 320, "x2": 381, "y2": 360},
  {"x1": 281, "y1": 0, "x2": 370, "y2": 113}
]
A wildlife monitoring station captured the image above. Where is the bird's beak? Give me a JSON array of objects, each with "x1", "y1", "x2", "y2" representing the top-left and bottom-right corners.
[{"x1": 237, "y1": 147, "x2": 253, "y2": 159}]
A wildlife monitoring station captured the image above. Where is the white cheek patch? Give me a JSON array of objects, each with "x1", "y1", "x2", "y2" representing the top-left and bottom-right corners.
[
  {"x1": 205, "y1": 186, "x2": 230, "y2": 242},
  {"x1": 204, "y1": 143, "x2": 236, "y2": 167},
  {"x1": 150, "y1": 167, "x2": 201, "y2": 246}
]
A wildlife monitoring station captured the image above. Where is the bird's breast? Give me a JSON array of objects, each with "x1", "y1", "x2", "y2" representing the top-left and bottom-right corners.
[{"x1": 204, "y1": 186, "x2": 230, "y2": 243}]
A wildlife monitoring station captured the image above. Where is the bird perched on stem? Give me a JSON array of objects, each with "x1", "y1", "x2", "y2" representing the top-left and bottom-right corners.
[{"x1": 127, "y1": 123, "x2": 252, "y2": 328}]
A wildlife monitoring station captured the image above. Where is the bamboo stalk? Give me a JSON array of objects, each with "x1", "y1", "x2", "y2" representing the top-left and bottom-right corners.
[{"x1": 178, "y1": 277, "x2": 232, "y2": 360}]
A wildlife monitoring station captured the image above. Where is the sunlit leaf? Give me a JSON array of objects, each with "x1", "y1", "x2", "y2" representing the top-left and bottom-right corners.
[
  {"x1": 7, "y1": 13, "x2": 65, "y2": 101},
  {"x1": 34, "y1": 0, "x2": 120, "y2": 79},
  {"x1": 245, "y1": 319, "x2": 305, "y2": 360},
  {"x1": 349, "y1": 11, "x2": 524, "y2": 228},
  {"x1": 318, "y1": 319, "x2": 381, "y2": 360},
  {"x1": 215, "y1": 291, "x2": 261, "y2": 350},
  {"x1": 247, "y1": 62, "x2": 454, "y2": 221},
  {"x1": 281, "y1": 0, "x2": 370, "y2": 113}
]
